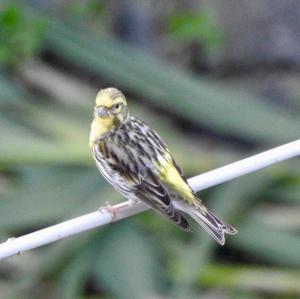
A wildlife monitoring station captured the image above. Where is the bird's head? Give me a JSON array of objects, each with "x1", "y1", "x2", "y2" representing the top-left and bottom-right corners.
[
  {"x1": 90, "y1": 88, "x2": 129, "y2": 145},
  {"x1": 94, "y1": 87, "x2": 129, "y2": 123}
]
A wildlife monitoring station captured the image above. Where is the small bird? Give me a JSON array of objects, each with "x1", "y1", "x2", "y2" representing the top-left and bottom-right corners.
[{"x1": 90, "y1": 88, "x2": 237, "y2": 245}]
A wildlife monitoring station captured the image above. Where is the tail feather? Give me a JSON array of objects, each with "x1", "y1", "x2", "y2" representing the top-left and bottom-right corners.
[
  {"x1": 168, "y1": 209, "x2": 190, "y2": 232},
  {"x1": 177, "y1": 202, "x2": 237, "y2": 245}
]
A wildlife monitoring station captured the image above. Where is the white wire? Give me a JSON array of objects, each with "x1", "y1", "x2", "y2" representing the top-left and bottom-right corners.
[
  {"x1": 0, "y1": 140, "x2": 299, "y2": 260},
  {"x1": 188, "y1": 139, "x2": 300, "y2": 191}
]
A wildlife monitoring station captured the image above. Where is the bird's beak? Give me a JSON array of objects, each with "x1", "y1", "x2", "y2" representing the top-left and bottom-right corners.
[{"x1": 95, "y1": 106, "x2": 110, "y2": 118}]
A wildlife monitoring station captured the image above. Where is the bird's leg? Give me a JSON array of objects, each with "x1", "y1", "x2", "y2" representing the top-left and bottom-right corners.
[{"x1": 111, "y1": 198, "x2": 139, "y2": 209}]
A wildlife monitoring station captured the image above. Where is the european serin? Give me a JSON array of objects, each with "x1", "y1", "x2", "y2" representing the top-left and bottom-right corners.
[{"x1": 90, "y1": 88, "x2": 237, "y2": 245}]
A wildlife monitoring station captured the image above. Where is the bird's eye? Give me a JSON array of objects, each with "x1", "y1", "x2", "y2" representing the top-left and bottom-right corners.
[{"x1": 112, "y1": 103, "x2": 122, "y2": 114}]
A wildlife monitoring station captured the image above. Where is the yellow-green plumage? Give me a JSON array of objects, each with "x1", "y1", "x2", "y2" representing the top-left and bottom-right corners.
[{"x1": 90, "y1": 87, "x2": 237, "y2": 245}]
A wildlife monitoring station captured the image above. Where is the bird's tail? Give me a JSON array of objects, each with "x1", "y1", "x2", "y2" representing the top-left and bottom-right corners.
[{"x1": 177, "y1": 198, "x2": 237, "y2": 245}]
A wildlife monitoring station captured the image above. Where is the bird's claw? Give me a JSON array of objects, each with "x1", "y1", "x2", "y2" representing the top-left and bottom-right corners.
[{"x1": 99, "y1": 201, "x2": 117, "y2": 223}]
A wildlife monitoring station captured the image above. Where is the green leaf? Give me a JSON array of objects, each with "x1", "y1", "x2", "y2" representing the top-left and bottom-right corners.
[
  {"x1": 232, "y1": 216, "x2": 300, "y2": 267},
  {"x1": 94, "y1": 223, "x2": 164, "y2": 299},
  {"x1": 0, "y1": 4, "x2": 44, "y2": 67},
  {"x1": 198, "y1": 263, "x2": 300, "y2": 295},
  {"x1": 0, "y1": 4, "x2": 20, "y2": 29},
  {"x1": 269, "y1": 185, "x2": 300, "y2": 204},
  {"x1": 58, "y1": 242, "x2": 96, "y2": 299},
  {"x1": 167, "y1": 11, "x2": 223, "y2": 54}
]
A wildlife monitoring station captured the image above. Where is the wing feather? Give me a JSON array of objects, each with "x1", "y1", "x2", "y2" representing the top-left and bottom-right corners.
[{"x1": 94, "y1": 121, "x2": 190, "y2": 231}]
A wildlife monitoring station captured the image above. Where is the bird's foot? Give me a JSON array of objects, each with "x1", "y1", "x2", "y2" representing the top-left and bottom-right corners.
[
  {"x1": 99, "y1": 201, "x2": 118, "y2": 223},
  {"x1": 98, "y1": 199, "x2": 140, "y2": 223},
  {"x1": 128, "y1": 198, "x2": 139, "y2": 206}
]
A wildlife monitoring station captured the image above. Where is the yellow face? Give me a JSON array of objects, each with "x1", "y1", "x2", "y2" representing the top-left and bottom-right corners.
[{"x1": 90, "y1": 88, "x2": 129, "y2": 146}]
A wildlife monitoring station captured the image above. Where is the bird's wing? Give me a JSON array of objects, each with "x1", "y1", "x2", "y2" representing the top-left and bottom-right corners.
[
  {"x1": 116, "y1": 118, "x2": 198, "y2": 206},
  {"x1": 135, "y1": 168, "x2": 190, "y2": 231},
  {"x1": 110, "y1": 154, "x2": 190, "y2": 231},
  {"x1": 94, "y1": 130, "x2": 190, "y2": 231}
]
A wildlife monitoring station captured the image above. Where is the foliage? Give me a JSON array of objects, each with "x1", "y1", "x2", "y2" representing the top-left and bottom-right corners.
[
  {"x1": 0, "y1": 4, "x2": 44, "y2": 68},
  {"x1": 0, "y1": 5, "x2": 299, "y2": 299},
  {"x1": 39, "y1": 12, "x2": 300, "y2": 145},
  {"x1": 167, "y1": 10, "x2": 223, "y2": 56},
  {"x1": 65, "y1": 0, "x2": 105, "y2": 24}
]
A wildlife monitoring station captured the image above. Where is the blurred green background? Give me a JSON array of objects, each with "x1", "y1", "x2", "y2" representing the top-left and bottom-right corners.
[{"x1": 0, "y1": 1, "x2": 299, "y2": 299}]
